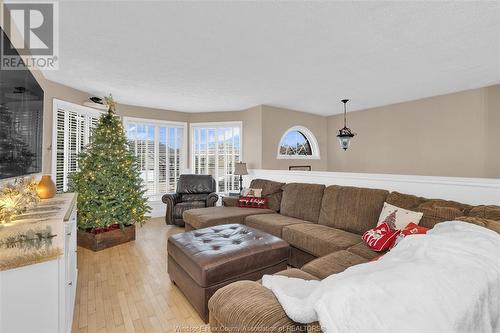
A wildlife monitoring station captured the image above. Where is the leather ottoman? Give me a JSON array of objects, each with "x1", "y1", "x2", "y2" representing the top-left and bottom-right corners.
[{"x1": 167, "y1": 224, "x2": 289, "y2": 322}]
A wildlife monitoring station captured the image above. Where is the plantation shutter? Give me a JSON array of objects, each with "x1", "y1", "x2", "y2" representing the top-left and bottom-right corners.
[
  {"x1": 125, "y1": 119, "x2": 185, "y2": 200},
  {"x1": 54, "y1": 105, "x2": 101, "y2": 193},
  {"x1": 191, "y1": 123, "x2": 241, "y2": 193}
]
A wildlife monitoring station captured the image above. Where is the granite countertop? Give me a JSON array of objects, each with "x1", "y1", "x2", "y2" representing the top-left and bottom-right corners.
[
  {"x1": 0, "y1": 193, "x2": 77, "y2": 271},
  {"x1": 11, "y1": 192, "x2": 77, "y2": 224}
]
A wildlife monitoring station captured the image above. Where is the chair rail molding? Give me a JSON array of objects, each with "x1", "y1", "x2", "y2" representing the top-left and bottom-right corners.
[{"x1": 246, "y1": 169, "x2": 500, "y2": 206}]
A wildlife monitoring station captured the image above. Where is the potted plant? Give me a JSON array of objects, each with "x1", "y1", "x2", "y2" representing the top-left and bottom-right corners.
[{"x1": 69, "y1": 95, "x2": 150, "y2": 251}]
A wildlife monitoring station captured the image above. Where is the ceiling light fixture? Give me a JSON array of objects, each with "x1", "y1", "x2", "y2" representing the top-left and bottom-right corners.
[{"x1": 337, "y1": 99, "x2": 356, "y2": 151}]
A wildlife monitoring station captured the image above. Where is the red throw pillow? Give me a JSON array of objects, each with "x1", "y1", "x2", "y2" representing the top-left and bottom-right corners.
[
  {"x1": 401, "y1": 222, "x2": 429, "y2": 236},
  {"x1": 238, "y1": 196, "x2": 268, "y2": 209},
  {"x1": 390, "y1": 222, "x2": 430, "y2": 249},
  {"x1": 362, "y1": 223, "x2": 401, "y2": 252}
]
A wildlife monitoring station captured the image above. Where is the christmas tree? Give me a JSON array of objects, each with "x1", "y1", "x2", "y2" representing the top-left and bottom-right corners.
[{"x1": 69, "y1": 95, "x2": 150, "y2": 231}]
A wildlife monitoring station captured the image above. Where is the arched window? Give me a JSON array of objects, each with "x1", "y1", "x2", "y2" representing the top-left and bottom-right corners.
[{"x1": 277, "y1": 126, "x2": 320, "y2": 159}]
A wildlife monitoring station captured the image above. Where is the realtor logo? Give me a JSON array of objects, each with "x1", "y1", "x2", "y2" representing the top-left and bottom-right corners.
[{"x1": 1, "y1": 1, "x2": 59, "y2": 70}]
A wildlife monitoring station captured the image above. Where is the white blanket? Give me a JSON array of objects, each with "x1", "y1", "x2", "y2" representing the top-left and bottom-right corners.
[{"x1": 262, "y1": 221, "x2": 500, "y2": 333}]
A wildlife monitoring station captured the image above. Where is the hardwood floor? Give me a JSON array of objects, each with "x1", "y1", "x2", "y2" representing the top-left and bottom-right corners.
[{"x1": 72, "y1": 217, "x2": 209, "y2": 333}]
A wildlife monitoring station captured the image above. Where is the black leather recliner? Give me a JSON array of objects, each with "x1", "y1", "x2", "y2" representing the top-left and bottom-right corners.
[{"x1": 162, "y1": 174, "x2": 218, "y2": 226}]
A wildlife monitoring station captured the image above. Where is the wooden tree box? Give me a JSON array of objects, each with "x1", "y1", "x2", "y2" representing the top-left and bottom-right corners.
[{"x1": 77, "y1": 225, "x2": 135, "y2": 251}]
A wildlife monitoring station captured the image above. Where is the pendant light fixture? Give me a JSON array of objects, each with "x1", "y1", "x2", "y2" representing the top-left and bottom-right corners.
[{"x1": 336, "y1": 99, "x2": 356, "y2": 150}]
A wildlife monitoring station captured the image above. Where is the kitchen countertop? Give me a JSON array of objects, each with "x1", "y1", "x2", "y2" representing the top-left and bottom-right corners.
[{"x1": 0, "y1": 193, "x2": 77, "y2": 271}]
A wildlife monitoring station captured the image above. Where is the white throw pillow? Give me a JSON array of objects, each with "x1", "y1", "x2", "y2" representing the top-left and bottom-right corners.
[
  {"x1": 241, "y1": 188, "x2": 263, "y2": 197},
  {"x1": 377, "y1": 202, "x2": 423, "y2": 230}
]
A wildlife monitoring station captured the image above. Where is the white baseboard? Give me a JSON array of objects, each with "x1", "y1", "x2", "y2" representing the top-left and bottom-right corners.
[{"x1": 247, "y1": 169, "x2": 500, "y2": 206}]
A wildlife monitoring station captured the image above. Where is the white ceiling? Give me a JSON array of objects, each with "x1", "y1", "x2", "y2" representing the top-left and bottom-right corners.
[{"x1": 44, "y1": 1, "x2": 500, "y2": 115}]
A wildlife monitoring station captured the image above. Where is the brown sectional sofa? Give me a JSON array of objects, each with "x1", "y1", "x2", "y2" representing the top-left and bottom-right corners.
[{"x1": 180, "y1": 179, "x2": 500, "y2": 333}]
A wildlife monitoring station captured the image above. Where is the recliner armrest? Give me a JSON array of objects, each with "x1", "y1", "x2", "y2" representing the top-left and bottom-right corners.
[
  {"x1": 162, "y1": 193, "x2": 182, "y2": 205},
  {"x1": 163, "y1": 193, "x2": 182, "y2": 225},
  {"x1": 207, "y1": 192, "x2": 219, "y2": 207}
]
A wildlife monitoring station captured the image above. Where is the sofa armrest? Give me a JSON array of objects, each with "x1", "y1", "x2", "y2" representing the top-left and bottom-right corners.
[
  {"x1": 162, "y1": 193, "x2": 181, "y2": 225},
  {"x1": 207, "y1": 192, "x2": 219, "y2": 207},
  {"x1": 209, "y1": 280, "x2": 305, "y2": 333},
  {"x1": 222, "y1": 196, "x2": 240, "y2": 207}
]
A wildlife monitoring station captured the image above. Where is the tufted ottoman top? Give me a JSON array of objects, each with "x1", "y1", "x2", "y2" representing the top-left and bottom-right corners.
[{"x1": 167, "y1": 224, "x2": 289, "y2": 287}]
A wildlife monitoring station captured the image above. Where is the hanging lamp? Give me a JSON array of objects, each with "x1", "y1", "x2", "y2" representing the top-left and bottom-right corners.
[{"x1": 336, "y1": 99, "x2": 356, "y2": 150}]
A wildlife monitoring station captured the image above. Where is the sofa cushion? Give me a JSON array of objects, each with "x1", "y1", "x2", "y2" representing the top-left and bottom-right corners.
[
  {"x1": 222, "y1": 196, "x2": 239, "y2": 207},
  {"x1": 183, "y1": 207, "x2": 274, "y2": 230},
  {"x1": 244, "y1": 214, "x2": 310, "y2": 238},
  {"x1": 302, "y1": 250, "x2": 368, "y2": 279},
  {"x1": 455, "y1": 216, "x2": 500, "y2": 234},
  {"x1": 274, "y1": 268, "x2": 320, "y2": 280},
  {"x1": 318, "y1": 185, "x2": 389, "y2": 235},
  {"x1": 418, "y1": 200, "x2": 472, "y2": 228},
  {"x1": 385, "y1": 191, "x2": 425, "y2": 209},
  {"x1": 347, "y1": 242, "x2": 381, "y2": 260},
  {"x1": 468, "y1": 205, "x2": 500, "y2": 221},
  {"x1": 282, "y1": 224, "x2": 361, "y2": 257},
  {"x1": 250, "y1": 179, "x2": 286, "y2": 212},
  {"x1": 173, "y1": 201, "x2": 206, "y2": 219},
  {"x1": 386, "y1": 191, "x2": 472, "y2": 229},
  {"x1": 280, "y1": 183, "x2": 325, "y2": 223}
]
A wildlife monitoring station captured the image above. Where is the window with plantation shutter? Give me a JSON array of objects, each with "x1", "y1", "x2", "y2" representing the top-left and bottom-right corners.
[
  {"x1": 52, "y1": 100, "x2": 102, "y2": 193},
  {"x1": 190, "y1": 122, "x2": 242, "y2": 193},
  {"x1": 123, "y1": 117, "x2": 187, "y2": 200}
]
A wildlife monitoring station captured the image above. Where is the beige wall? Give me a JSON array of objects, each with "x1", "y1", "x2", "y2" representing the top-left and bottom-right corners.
[
  {"x1": 327, "y1": 86, "x2": 500, "y2": 178},
  {"x1": 117, "y1": 103, "x2": 188, "y2": 123},
  {"x1": 261, "y1": 105, "x2": 328, "y2": 171}
]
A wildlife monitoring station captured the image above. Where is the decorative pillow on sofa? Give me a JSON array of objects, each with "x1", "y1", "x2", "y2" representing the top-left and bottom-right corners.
[
  {"x1": 362, "y1": 223, "x2": 401, "y2": 252},
  {"x1": 392, "y1": 222, "x2": 430, "y2": 248},
  {"x1": 401, "y1": 222, "x2": 429, "y2": 236},
  {"x1": 238, "y1": 196, "x2": 268, "y2": 209},
  {"x1": 377, "y1": 202, "x2": 424, "y2": 230},
  {"x1": 241, "y1": 188, "x2": 263, "y2": 197}
]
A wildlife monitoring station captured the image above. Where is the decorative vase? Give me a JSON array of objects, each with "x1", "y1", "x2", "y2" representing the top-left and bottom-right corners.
[{"x1": 36, "y1": 175, "x2": 56, "y2": 199}]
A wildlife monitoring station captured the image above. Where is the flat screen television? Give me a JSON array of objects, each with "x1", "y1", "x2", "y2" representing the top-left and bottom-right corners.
[{"x1": 0, "y1": 28, "x2": 44, "y2": 180}]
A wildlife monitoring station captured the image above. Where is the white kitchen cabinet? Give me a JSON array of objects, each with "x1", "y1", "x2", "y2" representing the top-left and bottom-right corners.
[{"x1": 0, "y1": 193, "x2": 78, "y2": 333}]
